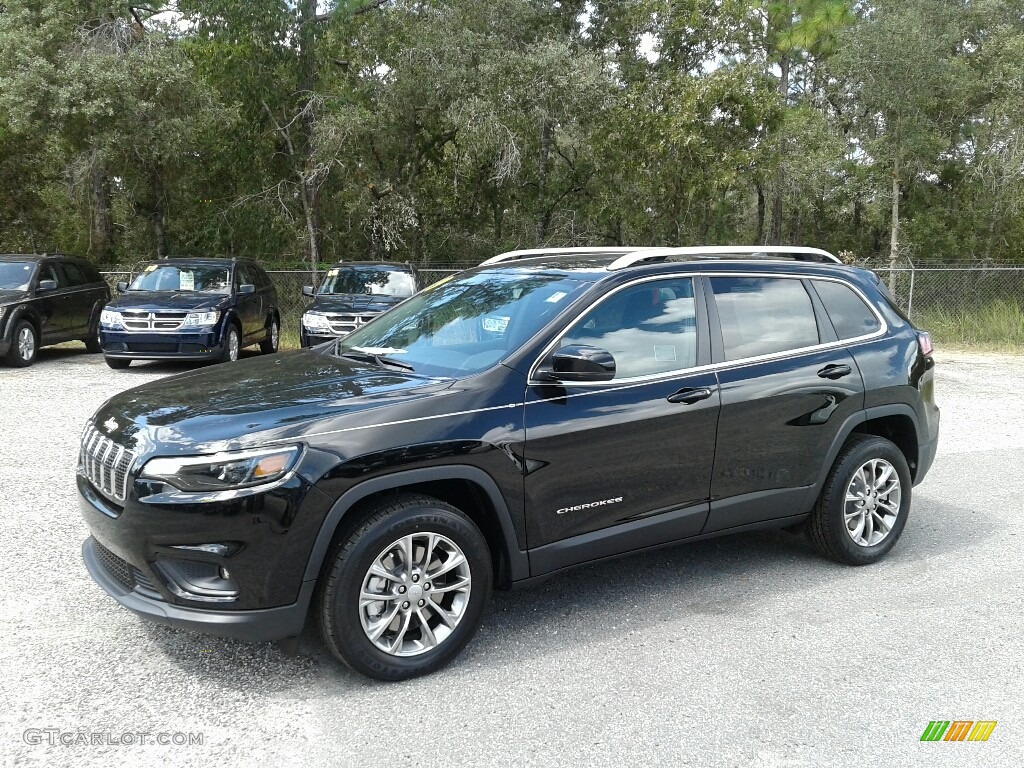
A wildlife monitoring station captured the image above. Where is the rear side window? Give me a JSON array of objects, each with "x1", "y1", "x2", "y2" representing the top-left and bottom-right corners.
[
  {"x1": 79, "y1": 262, "x2": 103, "y2": 283},
  {"x1": 61, "y1": 262, "x2": 87, "y2": 286},
  {"x1": 710, "y1": 277, "x2": 819, "y2": 361},
  {"x1": 812, "y1": 280, "x2": 881, "y2": 340}
]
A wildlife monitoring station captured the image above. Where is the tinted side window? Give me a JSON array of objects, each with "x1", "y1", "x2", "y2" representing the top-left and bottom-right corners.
[
  {"x1": 234, "y1": 264, "x2": 253, "y2": 288},
  {"x1": 813, "y1": 280, "x2": 882, "y2": 340},
  {"x1": 560, "y1": 277, "x2": 698, "y2": 379},
  {"x1": 252, "y1": 265, "x2": 271, "y2": 289},
  {"x1": 710, "y1": 277, "x2": 819, "y2": 361},
  {"x1": 38, "y1": 263, "x2": 62, "y2": 288},
  {"x1": 62, "y1": 262, "x2": 87, "y2": 286},
  {"x1": 80, "y1": 262, "x2": 103, "y2": 284}
]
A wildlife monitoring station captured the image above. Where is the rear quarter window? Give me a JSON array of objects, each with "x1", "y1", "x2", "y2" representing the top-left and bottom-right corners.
[{"x1": 812, "y1": 280, "x2": 882, "y2": 340}]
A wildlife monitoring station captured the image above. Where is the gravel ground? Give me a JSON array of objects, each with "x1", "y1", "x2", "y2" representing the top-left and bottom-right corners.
[{"x1": 1, "y1": 347, "x2": 1022, "y2": 767}]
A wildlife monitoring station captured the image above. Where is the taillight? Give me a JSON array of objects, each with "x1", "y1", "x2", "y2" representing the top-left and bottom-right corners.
[{"x1": 917, "y1": 331, "x2": 933, "y2": 357}]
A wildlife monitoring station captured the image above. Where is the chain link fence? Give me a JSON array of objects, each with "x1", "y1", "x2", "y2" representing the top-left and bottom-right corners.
[{"x1": 100, "y1": 262, "x2": 1024, "y2": 344}]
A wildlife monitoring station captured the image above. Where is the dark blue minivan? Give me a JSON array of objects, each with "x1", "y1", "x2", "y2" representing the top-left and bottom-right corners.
[{"x1": 99, "y1": 258, "x2": 280, "y2": 369}]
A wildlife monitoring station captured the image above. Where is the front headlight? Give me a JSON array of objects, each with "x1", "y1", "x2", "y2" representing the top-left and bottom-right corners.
[
  {"x1": 99, "y1": 309, "x2": 122, "y2": 327},
  {"x1": 302, "y1": 311, "x2": 331, "y2": 332},
  {"x1": 139, "y1": 445, "x2": 301, "y2": 493},
  {"x1": 181, "y1": 310, "x2": 220, "y2": 328}
]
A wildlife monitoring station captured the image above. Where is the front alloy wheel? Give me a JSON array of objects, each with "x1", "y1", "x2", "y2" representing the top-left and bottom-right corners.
[
  {"x1": 6, "y1": 321, "x2": 37, "y2": 367},
  {"x1": 359, "y1": 533, "x2": 472, "y2": 657},
  {"x1": 222, "y1": 324, "x2": 241, "y2": 363},
  {"x1": 319, "y1": 494, "x2": 491, "y2": 680}
]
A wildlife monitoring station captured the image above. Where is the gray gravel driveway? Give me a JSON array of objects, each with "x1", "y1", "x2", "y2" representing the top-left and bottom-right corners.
[{"x1": 1, "y1": 347, "x2": 1022, "y2": 767}]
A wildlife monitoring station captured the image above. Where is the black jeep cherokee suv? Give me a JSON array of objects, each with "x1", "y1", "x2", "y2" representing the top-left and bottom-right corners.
[
  {"x1": 78, "y1": 246, "x2": 939, "y2": 680},
  {"x1": 300, "y1": 261, "x2": 419, "y2": 347},
  {"x1": 99, "y1": 257, "x2": 280, "y2": 368},
  {"x1": 0, "y1": 253, "x2": 110, "y2": 367}
]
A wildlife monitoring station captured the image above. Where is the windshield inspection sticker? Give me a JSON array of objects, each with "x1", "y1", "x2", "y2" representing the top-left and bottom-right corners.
[
  {"x1": 179, "y1": 271, "x2": 195, "y2": 291},
  {"x1": 144, "y1": 264, "x2": 157, "y2": 272},
  {"x1": 653, "y1": 345, "x2": 677, "y2": 362},
  {"x1": 545, "y1": 291, "x2": 567, "y2": 303},
  {"x1": 482, "y1": 316, "x2": 509, "y2": 333},
  {"x1": 327, "y1": 269, "x2": 340, "y2": 277}
]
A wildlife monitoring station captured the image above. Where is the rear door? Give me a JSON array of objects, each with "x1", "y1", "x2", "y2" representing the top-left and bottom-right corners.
[
  {"x1": 523, "y1": 275, "x2": 720, "y2": 574},
  {"x1": 703, "y1": 274, "x2": 866, "y2": 532},
  {"x1": 233, "y1": 263, "x2": 262, "y2": 339}
]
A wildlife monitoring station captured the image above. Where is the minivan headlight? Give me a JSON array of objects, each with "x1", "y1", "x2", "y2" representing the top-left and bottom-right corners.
[
  {"x1": 100, "y1": 309, "x2": 123, "y2": 327},
  {"x1": 182, "y1": 310, "x2": 220, "y2": 327},
  {"x1": 302, "y1": 311, "x2": 331, "y2": 332},
  {"x1": 139, "y1": 446, "x2": 301, "y2": 493}
]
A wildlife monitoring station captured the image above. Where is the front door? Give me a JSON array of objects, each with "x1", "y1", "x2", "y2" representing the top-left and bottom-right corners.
[
  {"x1": 523, "y1": 275, "x2": 720, "y2": 575},
  {"x1": 233, "y1": 264, "x2": 262, "y2": 339},
  {"x1": 33, "y1": 261, "x2": 71, "y2": 343}
]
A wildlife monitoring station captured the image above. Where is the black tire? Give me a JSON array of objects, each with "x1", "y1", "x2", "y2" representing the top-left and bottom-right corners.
[
  {"x1": 318, "y1": 494, "x2": 492, "y2": 681},
  {"x1": 808, "y1": 434, "x2": 912, "y2": 565},
  {"x1": 221, "y1": 323, "x2": 241, "y2": 363},
  {"x1": 104, "y1": 357, "x2": 131, "y2": 370},
  {"x1": 5, "y1": 320, "x2": 38, "y2": 367},
  {"x1": 84, "y1": 324, "x2": 102, "y2": 353},
  {"x1": 259, "y1": 316, "x2": 279, "y2": 354}
]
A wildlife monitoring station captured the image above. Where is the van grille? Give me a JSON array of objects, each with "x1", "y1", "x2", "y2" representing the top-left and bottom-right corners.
[
  {"x1": 121, "y1": 310, "x2": 189, "y2": 332},
  {"x1": 80, "y1": 423, "x2": 137, "y2": 502},
  {"x1": 326, "y1": 313, "x2": 378, "y2": 335}
]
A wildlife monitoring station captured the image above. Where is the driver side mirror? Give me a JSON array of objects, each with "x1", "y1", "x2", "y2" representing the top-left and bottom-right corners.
[
  {"x1": 37, "y1": 279, "x2": 57, "y2": 292},
  {"x1": 238, "y1": 283, "x2": 255, "y2": 295},
  {"x1": 543, "y1": 345, "x2": 616, "y2": 383},
  {"x1": 116, "y1": 281, "x2": 128, "y2": 293},
  {"x1": 302, "y1": 285, "x2": 315, "y2": 297}
]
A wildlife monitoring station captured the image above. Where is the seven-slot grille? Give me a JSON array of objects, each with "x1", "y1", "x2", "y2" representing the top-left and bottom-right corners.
[
  {"x1": 80, "y1": 423, "x2": 137, "y2": 502},
  {"x1": 121, "y1": 310, "x2": 189, "y2": 331},
  {"x1": 326, "y1": 312, "x2": 378, "y2": 335}
]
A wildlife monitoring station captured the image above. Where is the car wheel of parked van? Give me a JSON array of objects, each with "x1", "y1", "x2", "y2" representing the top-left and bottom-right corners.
[
  {"x1": 259, "y1": 317, "x2": 279, "y2": 354},
  {"x1": 808, "y1": 434, "x2": 912, "y2": 566},
  {"x1": 6, "y1": 321, "x2": 38, "y2": 367},
  {"x1": 85, "y1": 323, "x2": 102, "y2": 353},
  {"x1": 318, "y1": 494, "x2": 492, "y2": 681},
  {"x1": 222, "y1": 324, "x2": 241, "y2": 363},
  {"x1": 104, "y1": 357, "x2": 131, "y2": 370}
]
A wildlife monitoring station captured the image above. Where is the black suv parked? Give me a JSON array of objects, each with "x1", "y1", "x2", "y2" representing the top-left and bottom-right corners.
[
  {"x1": 99, "y1": 258, "x2": 280, "y2": 368},
  {"x1": 78, "y1": 246, "x2": 939, "y2": 680},
  {"x1": 300, "y1": 261, "x2": 419, "y2": 347},
  {"x1": 0, "y1": 253, "x2": 110, "y2": 367}
]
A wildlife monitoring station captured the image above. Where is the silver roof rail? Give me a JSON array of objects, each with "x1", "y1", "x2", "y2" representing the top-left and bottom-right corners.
[
  {"x1": 480, "y1": 247, "x2": 647, "y2": 266},
  {"x1": 606, "y1": 246, "x2": 843, "y2": 271}
]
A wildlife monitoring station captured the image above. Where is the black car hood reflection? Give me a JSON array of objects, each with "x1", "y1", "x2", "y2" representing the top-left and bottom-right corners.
[
  {"x1": 106, "y1": 291, "x2": 229, "y2": 312},
  {"x1": 308, "y1": 294, "x2": 405, "y2": 314},
  {"x1": 0, "y1": 289, "x2": 29, "y2": 304},
  {"x1": 95, "y1": 349, "x2": 454, "y2": 454}
]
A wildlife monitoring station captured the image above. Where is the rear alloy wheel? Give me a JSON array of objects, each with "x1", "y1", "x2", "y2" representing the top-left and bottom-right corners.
[
  {"x1": 808, "y1": 434, "x2": 911, "y2": 565},
  {"x1": 221, "y1": 324, "x2": 241, "y2": 363},
  {"x1": 319, "y1": 494, "x2": 492, "y2": 680},
  {"x1": 259, "y1": 317, "x2": 279, "y2": 354},
  {"x1": 6, "y1": 321, "x2": 38, "y2": 367}
]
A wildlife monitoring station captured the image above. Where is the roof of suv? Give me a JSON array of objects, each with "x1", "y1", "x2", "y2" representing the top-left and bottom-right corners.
[{"x1": 0, "y1": 253, "x2": 82, "y2": 263}]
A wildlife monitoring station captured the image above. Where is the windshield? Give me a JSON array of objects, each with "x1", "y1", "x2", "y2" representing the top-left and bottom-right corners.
[
  {"x1": 336, "y1": 271, "x2": 593, "y2": 377},
  {"x1": 318, "y1": 266, "x2": 416, "y2": 297},
  {"x1": 128, "y1": 264, "x2": 231, "y2": 294},
  {"x1": 0, "y1": 261, "x2": 36, "y2": 291}
]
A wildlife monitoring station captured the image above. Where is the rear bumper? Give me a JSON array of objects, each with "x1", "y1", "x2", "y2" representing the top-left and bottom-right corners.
[
  {"x1": 100, "y1": 329, "x2": 224, "y2": 360},
  {"x1": 83, "y1": 537, "x2": 313, "y2": 642},
  {"x1": 916, "y1": 430, "x2": 939, "y2": 485}
]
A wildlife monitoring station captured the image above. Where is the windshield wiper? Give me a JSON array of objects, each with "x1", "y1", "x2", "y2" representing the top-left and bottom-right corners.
[{"x1": 338, "y1": 345, "x2": 415, "y2": 372}]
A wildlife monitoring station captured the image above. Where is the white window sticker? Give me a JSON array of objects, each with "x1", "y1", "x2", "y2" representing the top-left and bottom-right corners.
[
  {"x1": 144, "y1": 264, "x2": 157, "y2": 272},
  {"x1": 545, "y1": 291, "x2": 568, "y2": 303},
  {"x1": 179, "y1": 271, "x2": 195, "y2": 291},
  {"x1": 653, "y1": 345, "x2": 677, "y2": 362},
  {"x1": 482, "y1": 316, "x2": 510, "y2": 333},
  {"x1": 327, "y1": 269, "x2": 340, "y2": 277}
]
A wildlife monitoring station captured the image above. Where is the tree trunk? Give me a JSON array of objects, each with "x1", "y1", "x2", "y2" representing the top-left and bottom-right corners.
[
  {"x1": 90, "y1": 165, "x2": 114, "y2": 262},
  {"x1": 889, "y1": 157, "x2": 900, "y2": 292},
  {"x1": 535, "y1": 117, "x2": 553, "y2": 244},
  {"x1": 755, "y1": 182, "x2": 766, "y2": 244},
  {"x1": 151, "y1": 169, "x2": 168, "y2": 258},
  {"x1": 769, "y1": 54, "x2": 791, "y2": 246},
  {"x1": 298, "y1": 0, "x2": 320, "y2": 271}
]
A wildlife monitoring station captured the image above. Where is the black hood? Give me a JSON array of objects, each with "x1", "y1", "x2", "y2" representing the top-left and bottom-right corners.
[
  {"x1": 0, "y1": 289, "x2": 30, "y2": 304},
  {"x1": 92, "y1": 348, "x2": 454, "y2": 456},
  {"x1": 106, "y1": 291, "x2": 229, "y2": 312},
  {"x1": 308, "y1": 293, "x2": 405, "y2": 314}
]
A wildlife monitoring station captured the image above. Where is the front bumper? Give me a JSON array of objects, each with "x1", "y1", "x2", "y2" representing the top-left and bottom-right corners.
[
  {"x1": 83, "y1": 537, "x2": 313, "y2": 641},
  {"x1": 300, "y1": 329, "x2": 346, "y2": 348},
  {"x1": 78, "y1": 468, "x2": 333, "y2": 641},
  {"x1": 100, "y1": 328, "x2": 225, "y2": 360}
]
